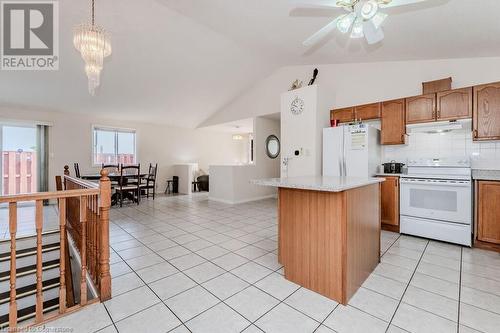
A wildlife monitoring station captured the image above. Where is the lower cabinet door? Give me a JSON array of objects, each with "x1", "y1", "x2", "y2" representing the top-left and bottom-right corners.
[
  {"x1": 380, "y1": 176, "x2": 399, "y2": 227},
  {"x1": 478, "y1": 181, "x2": 500, "y2": 244}
]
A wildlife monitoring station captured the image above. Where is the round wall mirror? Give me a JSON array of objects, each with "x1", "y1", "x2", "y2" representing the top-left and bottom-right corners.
[{"x1": 265, "y1": 135, "x2": 280, "y2": 159}]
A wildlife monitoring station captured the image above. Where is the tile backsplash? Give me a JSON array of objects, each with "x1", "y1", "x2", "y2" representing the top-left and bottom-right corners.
[{"x1": 382, "y1": 130, "x2": 500, "y2": 166}]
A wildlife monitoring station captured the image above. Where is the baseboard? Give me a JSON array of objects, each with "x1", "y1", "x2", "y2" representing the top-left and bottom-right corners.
[
  {"x1": 209, "y1": 194, "x2": 277, "y2": 205},
  {"x1": 382, "y1": 224, "x2": 400, "y2": 233}
]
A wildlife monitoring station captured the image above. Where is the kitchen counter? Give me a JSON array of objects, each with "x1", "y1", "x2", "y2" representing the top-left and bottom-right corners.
[
  {"x1": 376, "y1": 173, "x2": 405, "y2": 177},
  {"x1": 253, "y1": 176, "x2": 381, "y2": 305},
  {"x1": 251, "y1": 176, "x2": 384, "y2": 193},
  {"x1": 472, "y1": 169, "x2": 500, "y2": 181}
]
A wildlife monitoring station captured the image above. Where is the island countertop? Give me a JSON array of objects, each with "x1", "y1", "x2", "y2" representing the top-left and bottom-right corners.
[{"x1": 251, "y1": 176, "x2": 385, "y2": 193}]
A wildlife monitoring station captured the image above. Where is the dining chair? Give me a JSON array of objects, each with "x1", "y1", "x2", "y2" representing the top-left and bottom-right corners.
[
  {"x1": 140, "y1": 163, "x2": 158, "y2": 199},
  {"x1": 102, "y1": 163, "x2": 120, "y2": 187},
  {"x1": 102, "y1": 163, "x2": 120, "y2": 174},
  {"x1": 115, "y1": 164, "x2": 141, "y2": 207},
  {"x1": 74, "y1": 163, "x2": 81, "y2": 178}
]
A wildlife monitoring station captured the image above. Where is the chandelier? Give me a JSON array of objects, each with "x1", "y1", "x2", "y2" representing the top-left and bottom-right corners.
[{"x1": 73, "y1": 0, "x2": 112, "y2": 95}]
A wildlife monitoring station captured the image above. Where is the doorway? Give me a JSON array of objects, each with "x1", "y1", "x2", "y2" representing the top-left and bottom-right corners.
[{"x1": 0, "y1": 124, "x2": 38, "y2": 195}]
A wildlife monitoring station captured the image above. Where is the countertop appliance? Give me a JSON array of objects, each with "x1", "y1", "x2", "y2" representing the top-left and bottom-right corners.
[
  {"x1": 400, "y1": 158, "x2": 472, "y2": 246},
  {"x1": 323, "y1": 124, "x2": 381, "y2": 177},
  {"x1": 382, "y1": 161, "x2": 405, "y2": 174}
]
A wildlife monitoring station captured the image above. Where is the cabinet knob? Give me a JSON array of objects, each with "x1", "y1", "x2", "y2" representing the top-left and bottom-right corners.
[{"x1": 473, "y1": 129, "x2": 478, "y2": 138}]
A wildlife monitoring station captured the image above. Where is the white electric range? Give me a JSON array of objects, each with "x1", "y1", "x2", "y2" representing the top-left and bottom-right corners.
[{"x1": 400, "y1": 158, "x2": 472, "y2": 246}]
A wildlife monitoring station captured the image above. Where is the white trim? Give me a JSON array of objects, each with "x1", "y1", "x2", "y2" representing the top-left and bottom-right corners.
[
  {"x1": 0, "y1": 118, "x2": 53, "y2": 127},
  {"x1": 91, "y1": 125, "x2": 138, "y2": 167},
  {"x1": 208, "y1": 194, "x2": 277, "y2": 205},
  {"x1": 92, "y1": 124, "x2": 136, "y2": 133}
]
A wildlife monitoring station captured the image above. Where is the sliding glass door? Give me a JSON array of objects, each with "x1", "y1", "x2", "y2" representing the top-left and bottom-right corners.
[{"x1": 0, "y1": 124, "x2": 38, "y2": 195}]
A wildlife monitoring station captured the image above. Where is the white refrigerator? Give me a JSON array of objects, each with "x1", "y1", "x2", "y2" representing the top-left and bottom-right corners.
[{"x1": 323, "y1": 124, "x2": 381, "y2": 177}]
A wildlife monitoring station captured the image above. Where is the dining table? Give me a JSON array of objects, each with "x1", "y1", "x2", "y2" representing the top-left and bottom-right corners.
[{"x1": 81, "y1": 172, "x2": 148, "y2": 206}]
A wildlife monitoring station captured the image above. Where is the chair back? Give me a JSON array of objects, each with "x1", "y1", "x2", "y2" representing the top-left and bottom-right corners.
[
  {"x1": 119, "y1": 164, "x2": 140, "y2": 188},
  {"x1": 74, "y1": 162, "x2": 81, "y2": 178},
  {"x1": 149, "y1": 163, "x2": 158, "y2": 181},
  {"x1": 102, "y1": 164, "x2": 120, "y2": 175}
]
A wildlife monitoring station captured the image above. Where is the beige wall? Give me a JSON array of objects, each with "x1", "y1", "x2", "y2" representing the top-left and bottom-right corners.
[
  {"x1": 202, "y1": 56, "x2": 500, "y2": 127},
  {"x1": 0, "y1": 106, "x2": 246, "y2": 192},
  {"x1": 209, "y1": 116, "x2": 281, "y2": 204}
]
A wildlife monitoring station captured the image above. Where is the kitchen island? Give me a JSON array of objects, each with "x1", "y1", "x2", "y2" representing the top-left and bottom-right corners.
[{"x1": 252, "y1": 176, "x2": 384, "y2": 304}]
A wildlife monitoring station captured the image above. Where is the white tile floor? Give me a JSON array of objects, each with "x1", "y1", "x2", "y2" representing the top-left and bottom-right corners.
[{"x1": 32, "y1": 193, "x2": 500, "y2": 333}]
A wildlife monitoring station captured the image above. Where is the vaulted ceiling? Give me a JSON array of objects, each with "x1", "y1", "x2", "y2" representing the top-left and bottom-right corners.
[{"x1": 1, "y1": 0, "x2": 499, "y2": 128}]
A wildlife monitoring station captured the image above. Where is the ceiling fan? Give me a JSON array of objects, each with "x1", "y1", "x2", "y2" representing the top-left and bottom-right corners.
[{"x1": 301, "y1": 0, "x2": 429, "y2": 46}]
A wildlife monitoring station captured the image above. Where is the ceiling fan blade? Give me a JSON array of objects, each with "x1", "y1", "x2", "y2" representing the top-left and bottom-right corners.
[
  {"x1": 363, "y1": 21, "x2": 385, "y2": 44},
  {"x1": 290, "y1": 0, "x2": 344, "y2": 8},
  {"x1": 303, "y1": 17, "x2": 341, "y2": 46},
  {"x1": 379, "y1": 0, "x2": 429, "y2": 8}
]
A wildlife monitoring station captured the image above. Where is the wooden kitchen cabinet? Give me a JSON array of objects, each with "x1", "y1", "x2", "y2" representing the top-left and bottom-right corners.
[
  {"x1": 473, "y1": 82, "x2": 500, "y2": 141},
  {"x1": 406, "y1": 93, "x2": 436, "y2": 124},
  {"x1": 331, "y1": 107, "x2": 354, "y2": 123},
  {"x1": 354, "y1": 103, "x2": 381, "y2": 121},
  {"x1": 379, "y1": 176, "x2": 400, "y2": 232},
  {"x1": 477, "y1": 181, "x2": 500, "y2": 245},
  {"x1": 381, "y1": 99, "x2": 406, "y2": 145},
  {"x1": 436, "y1": 87, "x2": 472, "y2": 121}
]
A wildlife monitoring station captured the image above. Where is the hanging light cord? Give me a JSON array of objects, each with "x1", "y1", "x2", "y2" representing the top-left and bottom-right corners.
[{"x1": 91, "y1": 0, "x2": 95, "y2": 26}]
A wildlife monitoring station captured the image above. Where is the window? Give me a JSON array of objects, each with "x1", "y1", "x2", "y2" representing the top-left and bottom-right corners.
[{"x1": 93, "y1": 127, "x2": 136, "y2": 165}]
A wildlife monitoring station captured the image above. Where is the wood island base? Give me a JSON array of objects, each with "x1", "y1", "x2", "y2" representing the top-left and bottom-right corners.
[{"x1": 277, "y1": 184, "x2": 381, "y2": 305}]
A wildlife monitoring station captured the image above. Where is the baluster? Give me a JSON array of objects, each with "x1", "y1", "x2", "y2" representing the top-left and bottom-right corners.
[
  {"x1": 90, "y1": 196, "x2": 95, "y2": 281},
  {"x1": 35, "y1": 200, "x2": 43, "y2": 323},
  {"x1": 80, "y1": 196, "x2": 88, "y2": 305},
  {"x1": 58, "y1": 198, "x2": 67, "y2": 313},
  {"x1": 9, "y1": 202, "x2": 17, "y2": 330},
  {"x1": 93, "y1": 196, "x2": 97, "y2": 282},
  {"x1": 95, "y1": 195, "x2": 101, "y2": 283},
  {"x1": 98, "y1": 169, "x2": 112, "y2": 300}
]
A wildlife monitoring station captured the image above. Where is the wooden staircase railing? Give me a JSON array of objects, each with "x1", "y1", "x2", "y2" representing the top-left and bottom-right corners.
[{"x1": 0, "y1": 167, "x2": 111, "y2": 330}]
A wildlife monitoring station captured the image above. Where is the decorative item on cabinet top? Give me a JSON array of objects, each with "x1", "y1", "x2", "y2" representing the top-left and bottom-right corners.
[
  {"x1": 289, "y1": 79, "x2": 303, "y2": 91},
  {"x1": 308, "y1": 68, "x2": 319, "y2": 86}
]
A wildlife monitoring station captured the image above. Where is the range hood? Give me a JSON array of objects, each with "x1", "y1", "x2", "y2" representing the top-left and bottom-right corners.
[{"x1": 407, "y1": 119, "x2": 472, "y2": 134}]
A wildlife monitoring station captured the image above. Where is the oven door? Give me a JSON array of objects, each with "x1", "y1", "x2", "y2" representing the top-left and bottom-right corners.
[{"x1": 400, "y1": 178, "x2": 472, "y2": 224}]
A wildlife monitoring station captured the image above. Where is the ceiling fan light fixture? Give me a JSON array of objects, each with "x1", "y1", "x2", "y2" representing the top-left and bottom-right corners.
[
  {"x1": 350, "y1": 19, "x2": 364, "y2": 38},
  {"x1": 337, "y1": 12, "x2": 356, "y2": 34},
  {"x1": 371, "y1": 11, "x2": 388, "y2": 29},
  {"x1": 360, "y1": 0, "x2": 379, "y2": 20}
]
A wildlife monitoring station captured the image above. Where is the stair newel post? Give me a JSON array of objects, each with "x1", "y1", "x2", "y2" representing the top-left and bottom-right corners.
[
  {"x1": 80, "y1": 195, "x2": 88, "y2": 306},
  {"x1": 63, "y1": 165, "x2": 70, "y2": 176},
  {"x1": 58, "y1": 198, "x2": 67, "y2": 313},
  {"x1": 98, "y1": 169, "x2": 112, "y2": 301},
  {"x1": 8, "y1": 202, "x2": 17, "y2": 330},
  {"x1": 35, "y1": 200, "x2": 44, "y2": 323}
]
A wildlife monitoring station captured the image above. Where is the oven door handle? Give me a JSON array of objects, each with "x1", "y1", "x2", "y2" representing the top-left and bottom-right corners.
[{"x1": 400, "y1": 178, "x2": 471, "y2": 187}]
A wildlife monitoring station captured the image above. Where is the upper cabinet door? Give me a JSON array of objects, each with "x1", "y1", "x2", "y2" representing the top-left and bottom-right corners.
[
  {"x1": 437, "y1": 87, "x2": 472, "y2": 121},
  {"x1": 381, "y1": 99, "x2": 406, "y2": 145},
  {"x1": 474, "y1": 82, "x2": 500, "y2": 141},
  {"x1": 354, "y1": 103, "x2": 381, "y2": 121},
  {"x1": 331, "y1": 107, "x2": 354, "y2": 123},
  {"x1": 406, "y1": 94, "x2": 436, "y2": 124}
]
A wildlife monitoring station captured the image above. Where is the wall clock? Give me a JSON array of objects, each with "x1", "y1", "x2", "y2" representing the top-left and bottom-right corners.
[{"x1": 291, "y1": 97, "x2": 304, "y2": 115}]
